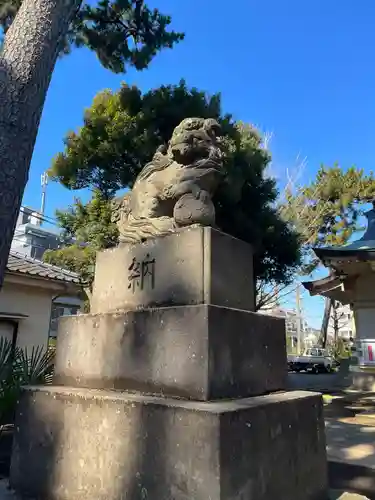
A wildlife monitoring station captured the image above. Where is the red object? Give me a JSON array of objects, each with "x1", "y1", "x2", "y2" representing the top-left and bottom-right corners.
[{"x1": 368, "y1": 345, "x2": 374, "y2": 362}]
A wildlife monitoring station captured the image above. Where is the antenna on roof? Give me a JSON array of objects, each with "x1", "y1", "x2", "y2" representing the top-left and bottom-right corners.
[{"x1": 40, "y1": 172, "x2": 48, "y2": 221}]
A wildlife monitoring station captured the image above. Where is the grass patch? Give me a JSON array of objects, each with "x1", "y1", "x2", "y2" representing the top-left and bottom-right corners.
[{"x1": 323, "y1": 394, "x2": 333, "y2": 405}]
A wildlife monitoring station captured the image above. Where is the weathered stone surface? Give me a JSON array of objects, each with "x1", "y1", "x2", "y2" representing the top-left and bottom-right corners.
[
  {"x1": 54, "y1": 304, "x2": 287, "y2": 400},
  {"x1": 10, "y1": 387, "x2": 328, "y2": 500},
  {"x1": 90, "y1": 226, "x2": 255, "y2": 314}
]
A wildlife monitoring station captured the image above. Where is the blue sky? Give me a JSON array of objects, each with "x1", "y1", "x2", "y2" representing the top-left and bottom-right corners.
[{"x1": 22, "y1": 0, "x2": 375, "y2": 326}]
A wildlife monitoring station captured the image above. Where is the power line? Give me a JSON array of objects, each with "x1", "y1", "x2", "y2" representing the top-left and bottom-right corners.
[
  {"x1": 11, "y1": 236, "x2": 64, "y2": 251},
  {"x1": 18, "y1": 207, "x2": 58, "y2": 226},
  {"x1": 20, "y1": 208, "x2": 57, "y2": 225}
]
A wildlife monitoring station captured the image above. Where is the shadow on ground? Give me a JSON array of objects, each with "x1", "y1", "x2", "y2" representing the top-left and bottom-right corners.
[
  {"x1": 329, "y1": 462, "x2": 375, "y2": 499},
  {"x1": 287, "y1": 363, "x2": 352, "y2": 394},
  {"x1": 324, "y1": 391, "x2": 375, "y2": 499},
  {"x1": 326, "y1": 416, "x2": 375, "y2": 472}
]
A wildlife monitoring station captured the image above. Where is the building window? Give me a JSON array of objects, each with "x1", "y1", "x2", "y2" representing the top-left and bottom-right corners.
[{"x1": 49, "y1": 303, "x2": 79, "y2": 342}]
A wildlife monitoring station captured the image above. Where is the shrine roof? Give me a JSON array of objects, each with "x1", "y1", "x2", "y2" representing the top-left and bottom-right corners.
[
  {"x1": 302, "y1": 272, "x2": 353, "y2": 304},
  {"x1": 314, "y1": 240, "x2": 375, "y2": 261},
  {"x1": 302, "y1": 274, "x2": 344, "y2": 296}
]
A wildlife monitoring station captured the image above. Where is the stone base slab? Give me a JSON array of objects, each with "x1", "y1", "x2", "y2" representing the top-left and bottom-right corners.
[
  {"x1": 90, "y1": 226, "x2": 255, "y2": 314},
  {"x1": 350, "y1": 366, "x2": 375, "y2": 392},
  {"x1": 54, "y1": 304, "x2": 287, "y2": 400},
  {"x1": 10, "y1": 387, "x2": 328, "y2": 500}
]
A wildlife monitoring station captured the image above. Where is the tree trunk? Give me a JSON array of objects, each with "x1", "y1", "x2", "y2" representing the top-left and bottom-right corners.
[
  {"x1": 332, "y1": 300, "x2": 339, "y2": 344},
  {"x1": 319, "y1": 297, "x2": 332, "y2": 348},
  {"x1": 0, "y1": 0, "x2": 81, "y2": 286}
]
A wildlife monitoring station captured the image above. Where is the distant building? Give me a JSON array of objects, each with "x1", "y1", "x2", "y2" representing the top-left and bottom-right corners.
[
  {"x1": 11, "y1": 206, "x2": 81, "y2": 338},
  {"x1": 49, "y1": 295, "x2": 82, "y2": 344},
  {"x1": 259, "y1": 306, "x2": 322, "y2": 350},
  {"x1": 259, "y1": 306, "x2": 311, "y2": 350},
  {"x1": 303, "y1": 327, "x2": 320, "y2": 348},
  {"x1": 327, "y1": 302, "x2": 355, "y2": 341},
  {"x1": 260, "y1": 306, "x2": 308, "y2": 334},
  {"x1": 11, "y1": 206, "x2": 62, "y2": 260},
  {"x1": 0, "y1": 251, "x2": 81, "y2": 352}
]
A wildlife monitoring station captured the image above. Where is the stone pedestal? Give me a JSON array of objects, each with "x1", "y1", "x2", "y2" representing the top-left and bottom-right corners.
[
  {"x1": 90, "y1": 226, "x2": 255, "y2": 314},
  {"x1": 350, "y1": 365, "x2": 375, "y2": 392},
  {"x1": 10, "y1": 227, "x2": 328, "y2": 499},
  {"x1": 53, "y1": 304, "x2": 288, "y2": 400}
]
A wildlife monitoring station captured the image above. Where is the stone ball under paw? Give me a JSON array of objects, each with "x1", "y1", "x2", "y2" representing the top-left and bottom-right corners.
[{"x1": 174, "y1": 192, "x2": 215, "y2": 227}]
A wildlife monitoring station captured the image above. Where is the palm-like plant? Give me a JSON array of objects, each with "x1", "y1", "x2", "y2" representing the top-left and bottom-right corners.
[
  {"x1": 0, "y1": 337, "x2": 19, "y2": 427},
  {"x1": 0, "y1": 338, "x2": 54, "y2": 428},
  {"x1": 14, "y1": 345, "x2": 55, "y2": 385}
]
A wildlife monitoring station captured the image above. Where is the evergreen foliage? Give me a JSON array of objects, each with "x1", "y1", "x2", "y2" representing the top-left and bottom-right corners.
[{"x1": 0, "y1": 0, "x2": 184, "y2": 73}]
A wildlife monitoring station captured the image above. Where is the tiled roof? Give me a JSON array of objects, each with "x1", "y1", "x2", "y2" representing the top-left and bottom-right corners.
[{"x1": 7, "y1": 251, "x2": 80, "y2": 284}]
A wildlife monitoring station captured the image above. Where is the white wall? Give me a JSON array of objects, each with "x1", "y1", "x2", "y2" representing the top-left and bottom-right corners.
[
  {"x1": 0, "y1": 281, "x2": 53, "y2": 351},
  {"x1": 354, "y1": 308, "x2": 375, "y2": 341},
  {"x1": 352, "y1": 274, "x2": 375, "y2": 341}
]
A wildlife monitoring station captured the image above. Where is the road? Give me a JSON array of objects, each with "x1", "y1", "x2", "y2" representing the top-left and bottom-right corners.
[{"x1": 287, "y1": 371, "x2": 352, "y2": 393}]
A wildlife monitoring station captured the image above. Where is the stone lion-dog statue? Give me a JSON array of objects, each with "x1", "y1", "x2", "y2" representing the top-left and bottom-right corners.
[{"x1": 111, "y1": 117, "x2": 224, "y2": 243}]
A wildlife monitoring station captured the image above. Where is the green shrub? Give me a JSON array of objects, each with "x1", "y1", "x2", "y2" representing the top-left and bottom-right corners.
[{"x1": 0, "y1": 337, "x2": 54, "y2": 426}]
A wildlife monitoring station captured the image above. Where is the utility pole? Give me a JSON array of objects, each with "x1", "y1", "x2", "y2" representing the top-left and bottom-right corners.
[
  {"x1": 40, "y1": 172, "x2": 48, "y2": 221},
  {"x1": 275, "y1": 285, "x2": 280, "y2": 306},
  {"x1": 296, "y1": 283, "x2": 302, "y2": 354}
]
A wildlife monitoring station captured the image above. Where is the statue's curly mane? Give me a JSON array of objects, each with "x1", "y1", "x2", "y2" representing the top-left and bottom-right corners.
[{"x1": 135, "y1": 152, "x2": 173, "y2": 183}]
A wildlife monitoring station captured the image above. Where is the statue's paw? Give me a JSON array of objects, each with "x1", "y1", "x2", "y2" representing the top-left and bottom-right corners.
[
  {"x1": 197, "y1": 190, "x2": 210, "y2": 203},
  {"x1": 174, "y1": 192, "x2": 216, "y2": 228},
  {"x1": 192, "y1": 188, "x2": 201, "y2": 200}
]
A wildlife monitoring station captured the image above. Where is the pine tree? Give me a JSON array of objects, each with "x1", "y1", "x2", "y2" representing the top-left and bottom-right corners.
[
  {"x1": 0, "y1": 0, "x2": 182, "y2": 287},
  {"x1": 281, "y1": 164, "x2": 375, "y2": 345},
  {"x1": 0, "y1": 0, "x2": 184, "y2": 72}
]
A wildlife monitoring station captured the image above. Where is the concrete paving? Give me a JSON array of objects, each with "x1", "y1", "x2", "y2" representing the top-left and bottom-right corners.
[
  {"x1": 289, "y1": 371, "x2": 375, "y2": 470},
  {"x1": 287, "y1": 374, "x2": 375, "y2": 497},
  {"x1": 326, "y1": 418, "x2": 375, "y2": 469},
  {"x1": 331, "y1": 493, "x2": 370, "y2": 499},
  {"x1": 0, "y1": 479, "x2": 367, "y2": 500}
]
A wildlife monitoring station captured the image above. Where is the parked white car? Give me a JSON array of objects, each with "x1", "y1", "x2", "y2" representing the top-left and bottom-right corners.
[{"x1": 288, "y1": 347, "x2": 334, "y2": 374}]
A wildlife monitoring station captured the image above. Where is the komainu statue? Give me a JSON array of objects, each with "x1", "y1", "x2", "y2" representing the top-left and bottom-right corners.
[{"x1": 111, "y1": 117, "x2": 224, "y2": 243}]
